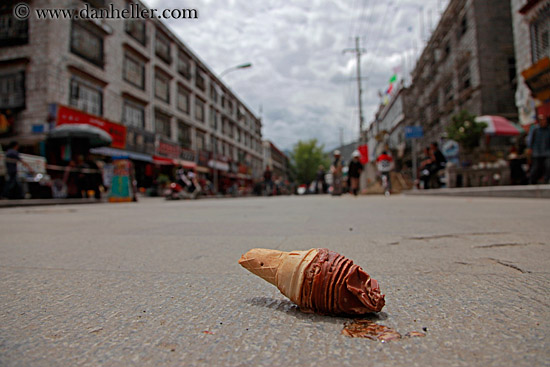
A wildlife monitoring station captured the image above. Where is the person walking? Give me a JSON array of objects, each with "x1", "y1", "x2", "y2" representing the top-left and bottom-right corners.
[
  {"x1": 315, "y1": 165, "x2": 326, "y2": 194},
  {"x1": 330, "y1": 150, "x2": 343, "y2": 196},
  {"x1": 2, "y1": 141, "x2": 33, "y2": 199},
  {"x1": 348, "y1": 151, "x2": 363, "y2": 196},
  {"x1": 527, "y1": 115, "x2": 550, "y2": 184}
]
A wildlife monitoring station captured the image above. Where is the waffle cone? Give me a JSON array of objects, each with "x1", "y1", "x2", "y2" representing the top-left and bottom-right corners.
[{"x1": 238, "y1": 248, "x2": 318, "y2": 305}]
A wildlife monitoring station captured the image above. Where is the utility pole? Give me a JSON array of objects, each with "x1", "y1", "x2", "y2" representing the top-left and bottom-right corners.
[{"x1": 343, "y1": 37, "x2": 366, "y2": 145}]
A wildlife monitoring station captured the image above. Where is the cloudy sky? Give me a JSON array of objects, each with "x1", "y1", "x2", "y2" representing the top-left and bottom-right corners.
[{"x1": 143, "y1": 0, "x2": 450, "y2": 151}]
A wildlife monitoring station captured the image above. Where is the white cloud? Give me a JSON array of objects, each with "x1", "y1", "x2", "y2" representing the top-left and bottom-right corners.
[{"x1": 142, "y1": 0, "x2": 449, "y2": 151}]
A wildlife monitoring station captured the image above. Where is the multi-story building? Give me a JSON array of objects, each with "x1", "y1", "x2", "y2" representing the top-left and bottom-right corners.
[
  {"x1": 366, "y1": 85, "x2": 412, "y2": 166},
  {"x1": 262, "y1": 140, "x2": 290, "y2": 182},
  {"x1": 0, "y1": 0, "x2": 263, "y2": 190},
  {"x1": 511, "y1": 0, "x2": 550, "y2": 124},
  {"x1": 407, "y1": 0, "x2": 517, "y2": 149}
]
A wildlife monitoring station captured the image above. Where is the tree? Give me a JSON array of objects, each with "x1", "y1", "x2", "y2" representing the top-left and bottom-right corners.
[
  {"x1": 290, "y1": 139, "x2": 330, "y2": 185},
  {"x1": 446, "y1": 110, "x2": 487, "y2": 150}
]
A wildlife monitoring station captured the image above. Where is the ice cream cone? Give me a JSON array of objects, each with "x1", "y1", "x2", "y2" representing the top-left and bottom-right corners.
[
  {"x1": 239, "y1": 248, "x2": 385, "y2": 315},
  {"x1": 238, "y1": 248, "x2": 318, "y2": 305}
]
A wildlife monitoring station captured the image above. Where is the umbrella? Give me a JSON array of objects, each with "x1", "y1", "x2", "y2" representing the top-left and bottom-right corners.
[
  {"x1": 476, "y1": 115, "x2": 525, "y2": 136},
  {"x1": 48, "y1": 124, "x2": 112, "y2": 147}
]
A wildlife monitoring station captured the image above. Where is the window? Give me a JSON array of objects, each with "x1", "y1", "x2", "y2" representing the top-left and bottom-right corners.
[
  {"x1": 459, "y1": 65, "x2": 471, "y2": 91},
  {"x1": 177, "y1": 85, "x2": 190, "y2": 113},
  {"x1": 0, "y1": 8, "x2": 28, "y2": 46},
  {"x1": 508, "y1": 57, "x2": 516, "y2": 89},
  {"x1": 531, "y1": 7, "x2": 550, "y2": 62},
  {"x1": 0, "y1": 71, "x2": 25, "y2": 109},
  {"x1": 155, "y1": 30, "x2": 171, "y2": 64},
  {"x1": 443, "y1": 81, "x2": 454, "y2": 103},
  {"x1": 209, "y1": 106, "x2": 217, "y2": 129},
  {"x1": 196, "y1": 130, "x2": 205, "y2": 150},
  {"x1": 71, "y1": 21, "x2": 104, "y2": 67},
  {"x1": 155, "y1": 111, "x2": 171, "y2": 138},
  {"x1": 69, "y1": 77, "x2": 103, "y2": 116},
  {"x1": 444, "y1": 42, "x2": 451, "y2": 59},
  {"x1": 458, "y1": 16, "x2": 467, "y2": 38},
  {"x1": 123, "y1": 100, "x2": 145, "y2": 129},
  {"x1": 154, "y1": 72, "x2": 170, "y2": 103},
  {"x1": 125, "y1": 2, "x2": 146, "y2": 45},
  {"x1": 177, "y1": 51, "x2": 192, "y2": 79},
  {"x1": 195, "y1": 68, "x2": 206, "y2": 91},
  {"x1": 210, "y1": 84, "x2": 218, "y2": 104},
  {"x1": 178, "y1": 121, "x2": 192, "y2": 148},
  {"x1": 195, "y1": 98, "x2": 205, "y2": 122},
  {"x1": 123, "y1": 54, "x2": 145, "y2": 89}
]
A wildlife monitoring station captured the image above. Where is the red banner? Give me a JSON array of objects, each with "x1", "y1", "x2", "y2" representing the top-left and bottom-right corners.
[
  {"x1": 358, "y1": 144, "x2": 369, "y2": 165},
  {"x1": 56, "y1": 105, "x2": 127, "y2": 149}
]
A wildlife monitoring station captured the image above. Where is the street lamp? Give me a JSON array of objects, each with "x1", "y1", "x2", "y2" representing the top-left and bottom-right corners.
[
  {"x1": 212, "y1": 62, "x2": 253, "y2": 195},
  {"x1": 219, "y1": 62, "x2": 253, "y2": 78}
]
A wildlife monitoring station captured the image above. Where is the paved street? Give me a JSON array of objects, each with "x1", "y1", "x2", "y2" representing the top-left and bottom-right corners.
[{"x1": 0, "y1": 195, "x2": 549, "y2": 366}]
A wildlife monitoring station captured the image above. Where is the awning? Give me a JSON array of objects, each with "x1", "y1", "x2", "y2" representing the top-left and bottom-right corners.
[
  {"x1": 48, "y1": 123, "x2": 112, "y2": 147},
  {"x1": 174, "y1": 159, "x2": 197, "y2": 169},
  {"x1": 152, "y1": 155, "x2": 176, "y2": 165},
  {"x1": 208, "y1": 160, "x2": 229, "y2": 171},
  {"x1": 196, "y1": 166, "x2": 210, "y2": 173},
  {"x1": 89, "y1": 146, "x2": 153, "y2": 162},
  {"x1": 476, "y1": 116, "x2": 525, "y2": 136}
]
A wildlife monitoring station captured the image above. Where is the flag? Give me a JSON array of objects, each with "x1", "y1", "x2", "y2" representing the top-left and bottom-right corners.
[
  {"x1": 383, "y1": 96, "x2": 389, "y2": 105},
  {"x1": 386, "y1": 83, "x2": 393, "y2": 95},
  {"x1": 389, "y1": 74, "x2": 397, "y2": 84}
]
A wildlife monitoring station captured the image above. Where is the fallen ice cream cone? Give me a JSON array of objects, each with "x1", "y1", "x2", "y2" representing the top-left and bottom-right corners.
[{"x1": 238, "y1": 248, "x2": 385, "y2": 315}]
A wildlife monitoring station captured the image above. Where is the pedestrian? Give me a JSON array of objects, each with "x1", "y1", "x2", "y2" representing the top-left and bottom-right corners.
[
  {"x1": 428, "y1": 142, "x2": 446, "y2": 188},
  {"x1": 527, "y1": 114, "x2": 550, "y2": 184},
  {"x1": 330, "y1": 150, "x2": 343, "y2": 196},
  {"x1": 263, "y1": 166, "x2": 273, "y2": 196},
  {"x1": 419, "y1": 146, "x2": 433, "y2": 189},
  {"x1": 2, "y1": 141, "x2": 33, "y2": 199},
  {"x1": 376, "y1": 150, "x2": 394, "y2": 193},
  {"x1": 508, "y1": 146, "x2": 527, "y2": 185},
  {"x1": 315, "y1": 165, "x2": 326, "y2": 194},
  {"x1": 348, "y1": 151, "x2": 363, "y2": 196}
]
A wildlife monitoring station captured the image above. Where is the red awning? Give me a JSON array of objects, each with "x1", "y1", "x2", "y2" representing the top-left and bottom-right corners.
[
  {"x1": 152, "y1": 155, "x2": 176, "y2": 165},
  {"x1": 476, "y1": 116, "x2": 525, "y2": 136},
  {"x1": 174, "y1": 159, "x2": 197, "y2": 169}
]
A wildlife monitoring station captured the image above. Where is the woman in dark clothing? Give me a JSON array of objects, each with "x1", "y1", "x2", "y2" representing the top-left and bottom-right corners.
[{"x1": 348, "y1": 151, "x2": 363, "y2": 196}]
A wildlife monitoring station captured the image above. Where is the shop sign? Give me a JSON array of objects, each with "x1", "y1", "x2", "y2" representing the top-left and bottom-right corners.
[
  {"x1": 238, "y1": 164, "x2": 248, "y2": 174},
  {"x1": 198, "y1": 150, "x2": 211, "y2": 167},
  {"x1": 522, "y1": 57, "x2": 550, "y2": 102},
  {"x1": 156, "y1": 138, "x2": 181, "y2": 159},
  {"x1": 55, "y1": 104, "x2": 127, "y2": 149},
  {"x1": 181, "y1": 147, "x2": 196, "y2": 162}
]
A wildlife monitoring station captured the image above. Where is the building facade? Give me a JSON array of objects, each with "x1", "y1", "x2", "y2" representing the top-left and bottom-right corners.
[
  {"x1": 511, "y1": 0, "x2": 550, "y2": 123},
  {"x1": 262, "y1": 140, "x2": 290, "y2": 182},
  {"x1": 366, "y1": 85, "x2": 412, "y2": 164},
  {"x1": 407, "y1": 0, "x2": 517, "y2": 149},
  {"x1": 0, "y1": 0, "x2": 263, "y2": 190}
]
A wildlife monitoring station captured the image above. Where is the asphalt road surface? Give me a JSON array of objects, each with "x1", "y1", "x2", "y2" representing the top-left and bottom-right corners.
[{"x1": 1, "y1": 195, "x2": 548, "y2": 366}]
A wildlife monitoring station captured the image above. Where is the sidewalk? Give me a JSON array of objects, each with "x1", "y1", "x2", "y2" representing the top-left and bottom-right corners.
[
  {"x1": 404, "y1": 184, "x2": 550, "y2": 198},
  {"x1": 0, "y1": 197, "x2": 104, "y2": 208}
]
